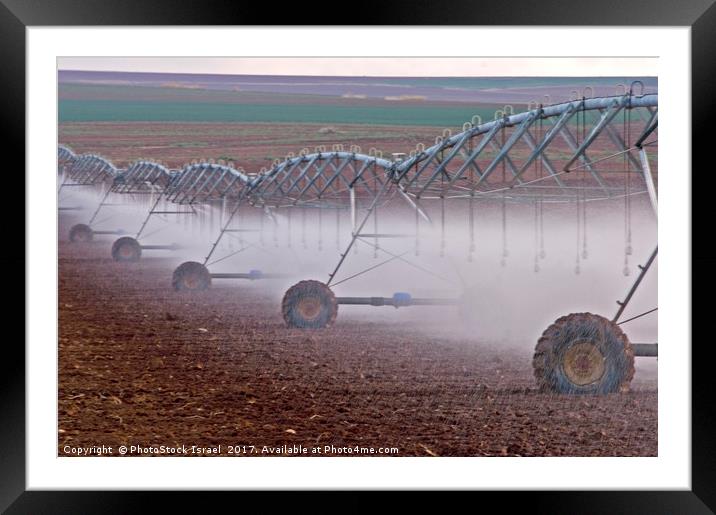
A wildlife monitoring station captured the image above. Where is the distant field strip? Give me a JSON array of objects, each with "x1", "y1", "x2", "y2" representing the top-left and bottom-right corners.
[{"x1": 58, "y1": 100, "x2": 501, "y2": 127}]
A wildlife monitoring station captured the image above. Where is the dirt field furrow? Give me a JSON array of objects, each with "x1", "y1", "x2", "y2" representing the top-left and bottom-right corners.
[{"x1": 58, "y1": 234, "x2": 657, "y2": 457}]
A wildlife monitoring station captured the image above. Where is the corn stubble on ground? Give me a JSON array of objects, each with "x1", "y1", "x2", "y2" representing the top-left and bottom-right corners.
[{"x1": 58, "y1": 226, "x2": 657, "y2": 457}]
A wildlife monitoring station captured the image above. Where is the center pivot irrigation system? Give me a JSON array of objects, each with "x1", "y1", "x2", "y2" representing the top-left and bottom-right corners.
[{"x1": 59, "y1": 83, "x2": 658, "y2": 394}]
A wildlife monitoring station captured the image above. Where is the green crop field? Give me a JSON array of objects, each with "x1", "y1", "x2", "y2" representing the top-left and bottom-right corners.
[{"x1": 58, "y1": 99, "x2": 501, "y2": 127}]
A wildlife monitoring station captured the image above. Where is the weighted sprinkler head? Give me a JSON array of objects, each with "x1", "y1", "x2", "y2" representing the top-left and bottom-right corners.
[{"x1": 623, "y1": 266, "x2": 631, "y2": 276}]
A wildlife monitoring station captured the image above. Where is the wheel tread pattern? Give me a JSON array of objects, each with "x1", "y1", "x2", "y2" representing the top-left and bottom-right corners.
[
  {"x1": 532, "y1": 312, "x2": 635, "y2": 394},
  {"x1": 172, "y1": 261, "x2": 211, "y2": 291},
  {"x1": 69, "y1": 223, "x2": 93, "y2": 242},
  {"x1": 111, "y1": 237, "x2": 142, "y2": 262},
  {"x1": 281, "y1": 280, "x2": 338, "y2": 329}
]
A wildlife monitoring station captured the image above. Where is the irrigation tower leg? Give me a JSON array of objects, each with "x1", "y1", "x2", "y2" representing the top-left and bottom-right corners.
[
  {"x1": 349, "y1": 186, "x2": 357, "y2": 233},
  {"x1": 202, "y1": 192, "x2": 249, "y2": 266},
  {"x1": 327, "y1": 180, "x2": 392, "y2": 287},
  {"x1": 87, "y1": 187, "x2": 113, "y2": 226},
  {"x1": 639, "y1": 148, "x2": 658, "y2": 218},
  {"x1": 135, "y1": 194, "x2": 164, "y2": 239},
  {"x1": 613, "y1": 246, "x2": 658, "y2": 323}
]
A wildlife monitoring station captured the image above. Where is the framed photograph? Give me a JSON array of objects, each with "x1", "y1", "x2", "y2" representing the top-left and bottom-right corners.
[{"x1": 6, "y1": 0, "x2": 714, "y2": 511}]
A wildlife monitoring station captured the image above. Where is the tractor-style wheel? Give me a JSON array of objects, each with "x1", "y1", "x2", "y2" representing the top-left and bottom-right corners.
[
  {"x1": 69, "y1": 223, "x2": 93, "y2": 242},
  {"x1": 533, "y1": 312, "x2": 635, "y2": 394},
  {"x1": 282, "y1": 280, "x2": 338, "y2": 329},
  {"x1": 111, "y1": 237, "x2": 142, "y2": 262},
  {"x1": 172, "y1": 261, "x2": 211, "y2": 291}
]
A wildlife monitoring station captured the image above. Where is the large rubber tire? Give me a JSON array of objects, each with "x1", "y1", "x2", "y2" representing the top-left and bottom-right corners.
[
  {"x1": 533, "y1": 312, "x2": 635, "y2": 394},
  {"x1": 69, "y1": 223, "x2": 93, "y2": 243},
  {"x1": 282, "y1": 280, "x2": 338, "y2": 329},
  {"x1": 111, "y1": 237, "x2": 142, "y2": 262},
  {"x1": 172, "y1": 261, "x2": 211, "y2": 291}
]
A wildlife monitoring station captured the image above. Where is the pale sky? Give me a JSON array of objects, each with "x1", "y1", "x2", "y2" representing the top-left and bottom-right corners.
[{"x1": 57, "y1": 57, "x2": 657, "y2": 77}]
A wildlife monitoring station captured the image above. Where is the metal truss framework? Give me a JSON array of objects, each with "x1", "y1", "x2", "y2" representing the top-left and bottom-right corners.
[
  {"x1": 60, "y1": 153, "x2": 118, "y2": 188},
  {"x1": 247, "y1": 93, "x2": 658, "y2": 208},
  {"x1": 58, "y1": 91, "x2": 658, "y2": 311},
  {"x1": 57, "y1": 88, "x2": 660, "y2": 376},
  {"x1": 59, "y1": 91, "x2": 658, "y2": 226},
  {"x1": 58, "y1": 144, "x2": 77, "y2": 171}
]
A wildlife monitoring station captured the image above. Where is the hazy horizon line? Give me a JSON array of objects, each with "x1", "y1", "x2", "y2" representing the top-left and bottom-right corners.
[{"x1": 58, "y1": 68, "x2": 657, "y2": 79}]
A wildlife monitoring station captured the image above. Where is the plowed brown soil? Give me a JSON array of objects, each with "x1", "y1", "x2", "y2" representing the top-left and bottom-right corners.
[{"x1": 58, "y1": 229, "x2": 657, "y2": 457}]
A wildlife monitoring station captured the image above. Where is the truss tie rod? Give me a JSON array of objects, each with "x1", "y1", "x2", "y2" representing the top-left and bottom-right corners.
[
  {"x1": 563, "y1": 146, "x2": 638, "y2": 173},
  {"x1": 635, "y1": 112, "x2": 658, "y2": 148},
  {"x1": 613, "y1": 246, "x2": 658, "y2": 323},
  {"x1": 329, "y1": 251, "x2": 410, "y2": 288},
  {"x1": 210, "y1": 271, "x2": 290, "y2": 280},
  {"x1": 139, "y1": 244, "x2": 182, "y2": 251},
  {"x1": 355, "y1": 233, "x2": 414, "y2": 238},
  {"x1": 336, "y1": 294, "x2": 460, "y2": 308},
  {"x1": 92, "y1": 229, "x2": 127, "y2": 235},
  {"x1": 617, "y1": 307, "x2": 658, "y2": 325}
]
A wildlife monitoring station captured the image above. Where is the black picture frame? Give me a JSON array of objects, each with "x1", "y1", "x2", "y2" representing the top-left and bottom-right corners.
[{"x1": 4, "y1": 0, "x2": 714, "y2": 511}]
